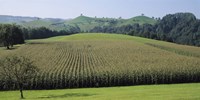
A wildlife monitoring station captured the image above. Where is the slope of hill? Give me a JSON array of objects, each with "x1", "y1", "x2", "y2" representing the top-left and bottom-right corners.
[
  {"x1": 65, "y1": 16, "x2": 100, "y2": 31},
  {"x1": 0, "y1": 15, "x2": 66, "y2": 30},
  {"x1": 21, "y1": 19, "x2": 52, "y2": 28},
  {"x1": 0, "y1": 15, "x2": 39, "y2": 24},
  {"x1": 65, "y1": 15, "x2": 156, "y2": 31},
  {"x1": 0, "y1": 33, "x2": 200, "y2": 90},
  {"x1": 124, "y1": 16, "x2": 156, "y2": 25},
  {"x1": 67, "y1": 16, "x2": 96, "y2": 23},
  {"x1": 0, "y1": 15, "x2": 156, "y2": 31}
]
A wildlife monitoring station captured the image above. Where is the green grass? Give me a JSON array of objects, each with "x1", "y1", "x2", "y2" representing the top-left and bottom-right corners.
[{"x1": 0, "y1": 83, "x2": 199, "y2": 100}]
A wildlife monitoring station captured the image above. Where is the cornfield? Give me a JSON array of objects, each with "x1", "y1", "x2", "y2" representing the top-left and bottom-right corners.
[{"x1": 0, "y1": 34, "x2": 200, "y2": 90}]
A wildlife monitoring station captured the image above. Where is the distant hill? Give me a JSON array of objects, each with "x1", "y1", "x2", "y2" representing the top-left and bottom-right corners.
[
  {"x1": 65, "y1": 15, "x2": 156, "y2": 31},
  {"x1": 123, "y1": 16, "x2": 156, "y2": 25},
  {"x1": 0, "y1": 15, "x2": 39, "y2": 24},
  {"x1": 0, "y1": 15, "x2": 157, "y2": 31},
  {"x1": 1, "y1": 13, "x2": 199, "y2": 47}
]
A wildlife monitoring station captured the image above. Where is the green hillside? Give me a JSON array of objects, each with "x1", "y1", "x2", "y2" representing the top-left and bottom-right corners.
[
  {"x1": 64, "y1": 15, "x2": 156, "y2": 31},
  {"x1": 21, "y1": 20, "x2": 52, "y2": 28},
  {"x1": 67, "y1": 16, "x2": 96, "y2": 23},
  {"x1": 65, "y1": 16, "x2": 99, "y2": 31},
  {"x1": 0, "y1": 15, "x2": 156, "y2": 31},
  {"x1": 20, "y1": 19, "x2": 70, "y2": 31},
  {"x1": 1, "y1": 33, "x2": 200, "y2": 90},
  {"x1": 0, "y1": 15, "x2": 39, "y2": 24},
  {"x1": 123, "y1": 16, "x2": 156, "y2": 25}
]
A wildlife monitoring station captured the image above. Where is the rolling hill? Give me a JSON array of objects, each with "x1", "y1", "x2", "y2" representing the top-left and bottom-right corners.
[
  {"x1": 0, "y1": 15, "x2": 39, "y2": 24},
  {"x1": 64, "y1": 15, "x2": 156, "y2": 31},
  {"x1": 0, "y1": 33, "x2": 200, "y2": 90},
  {"x1": 0, "y1": 15, "x2": 157, "y2": 31}
]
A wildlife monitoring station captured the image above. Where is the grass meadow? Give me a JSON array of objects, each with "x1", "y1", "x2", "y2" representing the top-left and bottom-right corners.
[{"x1": 0, "y1": 83, "x2": 199, "y2": 100}]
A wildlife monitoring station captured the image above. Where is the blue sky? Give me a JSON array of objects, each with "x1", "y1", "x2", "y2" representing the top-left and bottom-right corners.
[{"x1": 0, "y1": 0, "x2": 199, "y2": 19}]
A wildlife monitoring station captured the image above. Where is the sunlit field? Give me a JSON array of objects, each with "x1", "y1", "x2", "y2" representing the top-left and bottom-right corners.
[{"x1": 0, "y1": 33, "x2": 200, "y2": 90}]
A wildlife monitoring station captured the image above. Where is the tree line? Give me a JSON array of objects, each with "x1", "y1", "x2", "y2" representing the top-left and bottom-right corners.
[
  {"x1": 90, "y1": 13, "x2": 200, "y2": 46},
  {"x1": 22, "y1": 26, "x2": 80, "y2": 39},
  {"x1": 0, "y1": 24, "x2": 80, "y2": 49}
]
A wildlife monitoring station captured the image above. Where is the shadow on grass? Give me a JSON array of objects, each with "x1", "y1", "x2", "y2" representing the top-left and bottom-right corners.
[
  {"x1": 0, "y1": 45, "x2": 21, "y2": 50},
  {"x1": 37, "y1": 93, "x2": 96, "y2": 99},
  {"x1": 27, "y1": 42, "x2": 49, "y2": 45},
  {"x1": 7, "y1": 47, "x2": 17, "y2": 50}
]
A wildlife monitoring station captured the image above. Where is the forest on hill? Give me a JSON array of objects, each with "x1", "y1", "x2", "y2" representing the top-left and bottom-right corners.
[{"x1": 90, "y1": 13, "x2": 200, "y2": 46}]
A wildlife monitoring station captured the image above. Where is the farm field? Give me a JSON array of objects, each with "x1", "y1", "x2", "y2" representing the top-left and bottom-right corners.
[
  {"x1": 0, "y1": 33, "x2": 200, "y2": 89},
  {"x1": 0, "y1": 83, "x2": 200, "y2": 100}
]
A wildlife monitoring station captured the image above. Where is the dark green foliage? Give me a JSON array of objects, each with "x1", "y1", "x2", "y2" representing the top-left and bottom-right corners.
[
  {"x1": 89, "y1": 13, "x2": 200, "y2": 47},
  {"x1": 0, "y1": 24, "x2": 24, "y2": 49},
  {"x1": 155, "y1": 13, "x2": 200, "y2": 46},
  {"x1": 89, "y1": 23, "x2": 156, "y2": 39},
  {"x1": 23, "y1": 26, "x2": 80, "y2": 39}
]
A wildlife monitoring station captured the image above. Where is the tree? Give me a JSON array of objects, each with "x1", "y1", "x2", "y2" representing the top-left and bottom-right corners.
[
  {"x1": 0, "y1": 24, "x2": 11, "y2": 49},
  {"x1": 0, "y1": 56, "x2": 39, "y2": 99},
  {"x1": 141, "y1": 13, "x2": 144, "y2": 16},
  {"x1": 0, "y1": 24, "x2": 24, "y2": 49}
]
